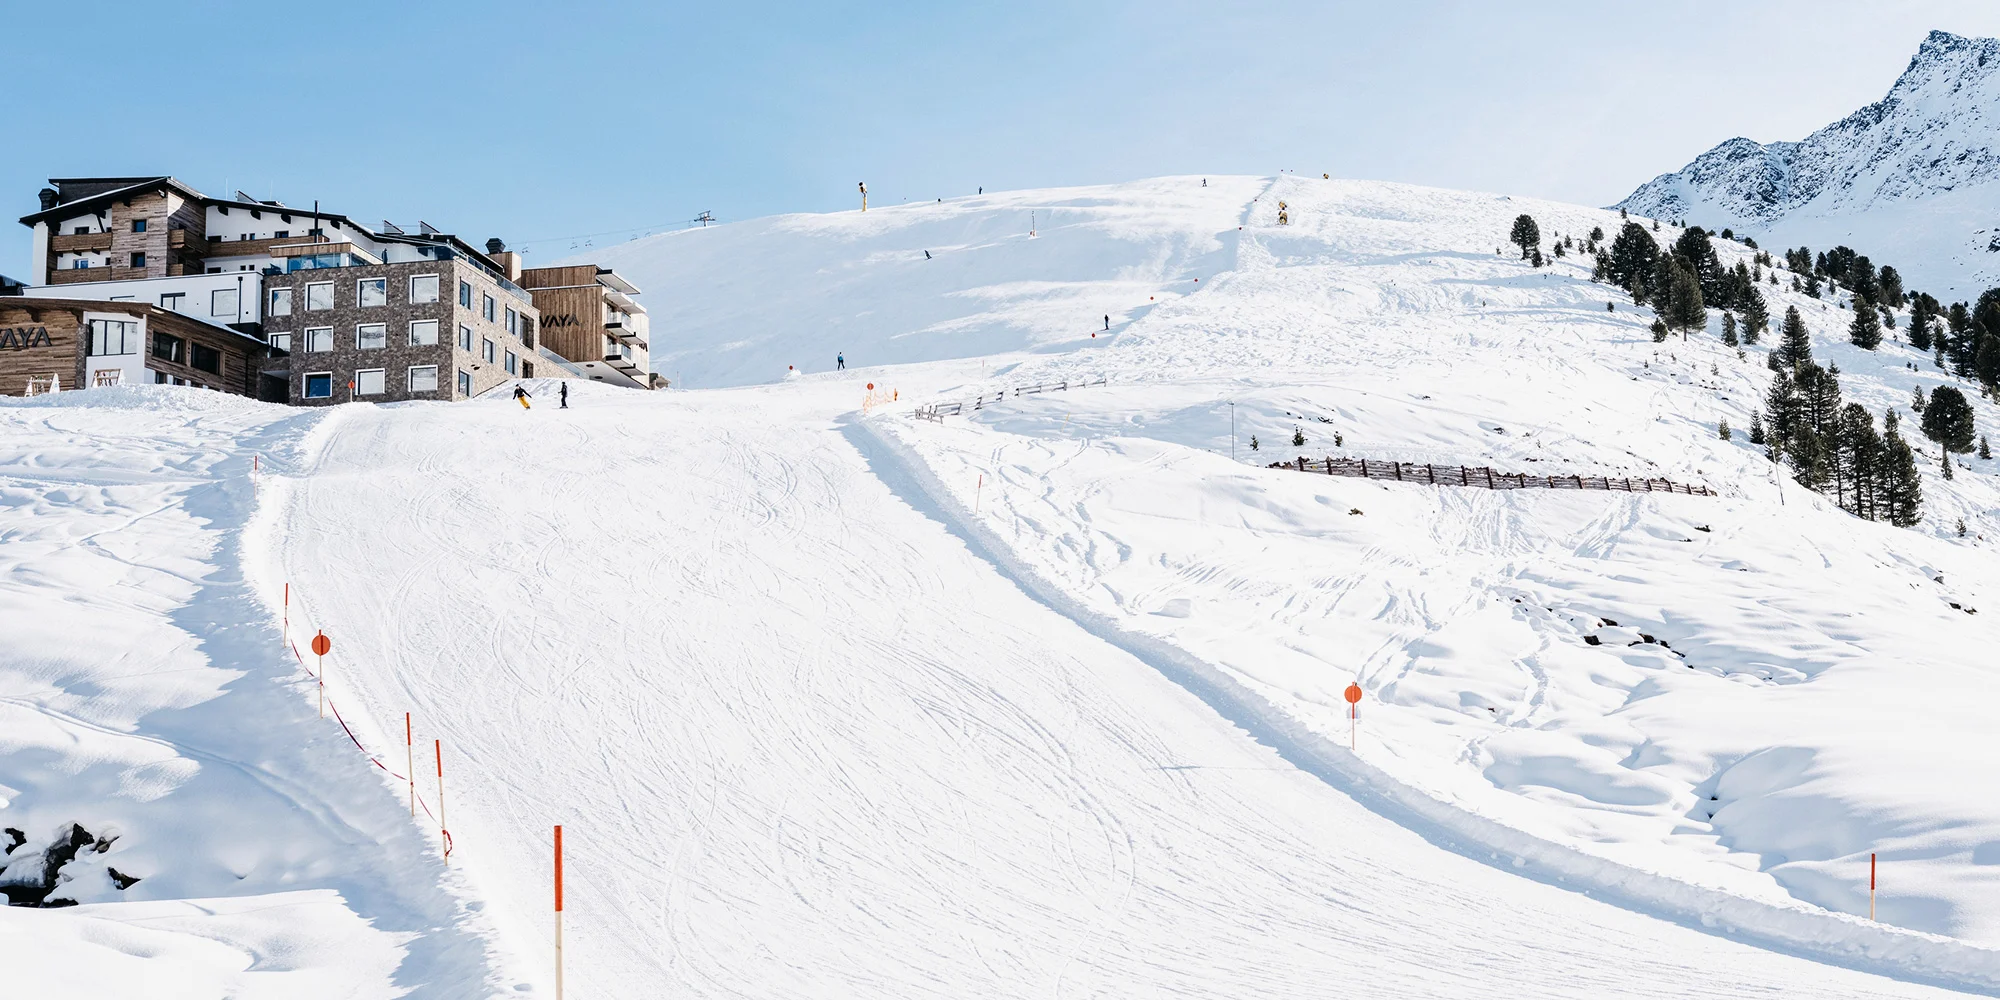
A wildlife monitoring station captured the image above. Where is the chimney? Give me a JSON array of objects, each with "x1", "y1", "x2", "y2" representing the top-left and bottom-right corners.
[
  {"x1": 486, "y1": 237, "x2": 506, "y2": 255},
  {"x1": 37, "y1": 188, "x2": 57, "y2": 211}
]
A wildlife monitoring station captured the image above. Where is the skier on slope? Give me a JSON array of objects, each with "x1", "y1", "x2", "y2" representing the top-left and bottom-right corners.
[
  {"x1": 837, "y1": 353, "x2": 846, "y2": 371},
  {"x1": 1104, "y1": 315, "x2": 1110, "y2": 331},
  {"x1": 513, "y1": 384, "x2": 531, "y2": 409},
  {"x1": 559, "y1": 381, "x2": 569, "y2": 409}
]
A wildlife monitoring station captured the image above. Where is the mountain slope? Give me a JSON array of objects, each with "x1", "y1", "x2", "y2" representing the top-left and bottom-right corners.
[
  {"x1": 571, "y1": 176, "x2": 1262, "y2": 389},
  {"x1": 1616, "y1": 30, "x2": 2000, "y2": 297}
]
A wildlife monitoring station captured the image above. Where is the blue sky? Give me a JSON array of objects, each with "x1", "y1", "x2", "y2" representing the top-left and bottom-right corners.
[{"x1": 7, "y1": 0, "x2": 2000, "y2": 278}]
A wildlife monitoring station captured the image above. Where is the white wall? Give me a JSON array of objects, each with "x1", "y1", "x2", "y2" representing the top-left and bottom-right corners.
[
  {"x1": 26, "y1": 272, "x2": 265, "y2": 325},
  {"x1": 78, "y1": 310, "x2": 148, "y2": 388}
]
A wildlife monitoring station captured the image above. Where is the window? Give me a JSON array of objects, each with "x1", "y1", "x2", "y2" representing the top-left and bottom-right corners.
[
  {"x1": 239, "y1": 233, "x2": 255, "y2": 242},
  {"x1": 505, "y1": 307, "x2": 518, "y2": 335},
  {"x1": 355, "y1": 369, "x2": 386, "y2": 396},
  {"x1": 457, "y1": 369, "x2": 473, "y2": 396},
  {"x1": 410, "y1": 274, "x2": 440, "y2": 304},
  {"x1": 269, "y1": 287, "x2": 293, "y2": 317},
  {"x1": 132, "y1": 219, "x2": 148, "y2": 233},
  {"x1": 306, "y1": 282, "x2": 333, "y2": 310},
  {"x1": 304, "y1": 327, "x2": 333, "y2": 352},
  {"x1": 357, "y1": 323, "x2": 387, "y2": 350},
  {"x1": 87, "y1": 319, "x2": 139, "y2": 356},
  {"x1": 408, "y1": 319, "x2": 440, "y2": 346},
  {"x1": 357, "y1": 278, "x2": 387, "y2": 308},
  {"x1": 481, "y1": 294, "x2": 497, "y2": 323},
  {"x1": 131, "y1": 253, "x2": 146, "y2": 268},
  {"x1": 520, "y1": 315, "x2": 535, "y2": 348},
  {"x1": 268, "y1": 332, "x2": 291, "y2": 357},
  {"x1": 458, "y1": 324, "x2": 473, "y2": 351},
  {"x1": 482, "y1": 338, "x2": 497, "y2": 364},
  {"x1": 504, "y1": 350, "x2": 518, "y2": 375},
  {"x1": 273, "y1": 230, "x2": 289, "y2": 239},
  {"x1": 72, "y1": 226, "x2": 90, "y2": 235},
  {"x1": 211, "y1": 288, "x2": 239, "y2": 319},
  {"x1": 458, "y1": 280, "x2": 472, "y2": 307},
  {"x1": 305, "y1": 373, "x2": 333, "y2": 398},
  {"x1": 522, "y1": 360, "x2": 534, "y2": 378},
  {"x1": 206, "y1": 267, "x2": 220, "y2": 274},
  {"x1": 190, "y1": 344, "x2": 221, "y2": 374},
  {"x1": 159, "y1": 292, "x2": 186, "y2": 312},
  {"x1": 408, "y1": 365, "x2": 439, "y2": 392},
  {"x1": 150, "y1": 332, "x2": 184, "y2": 363},
  {"x1": 72, "y1": 259, "x2": 91, "y2": 269}
]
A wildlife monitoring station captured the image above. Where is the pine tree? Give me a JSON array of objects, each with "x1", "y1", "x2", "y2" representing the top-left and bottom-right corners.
[
  {"x1": 1908, "y1": 294, "x2": 1937, "y2": 352},
  {"x1": 1921, "y1": 386, "x2": 1976, "y2": 453},
  {"x1": 1509, "y1": 214, "x2": 1541, "y2": 259},
  {"x1": 1805, "y1": 274, "x2": 1822, "y2": 299},
  {"x1": 1848, "y1": 298, "x2": 1882, "y2": 350},
  {"x1": 1983, "y1": 435, "x2": 1994, "y2": 460},
  {"x1": 1673, "y1": 228, "x2": 1723, "y2": 302},
  {"x1": 1765, "y1": 367, "x2": 1802, "y2": 443},
  {"x1": 1796, "y1": 362, "x2": 1844, "y2": 437},
  {"x1": 1718, "y1": 418, "x2": 1732, "y2": 441},
  {"x1": 1948, "y1": 302, "x2": 1974, "y2": 374},
  {"x1": 1943, "y1": 451, "x2": 1955, "y2": 480},
  {"x1": 1749, "y1": 411, "x2": 1767, "y2": 444},
  {"x1": 1790, "y1": 426, "x2": 1833, "y2": 492},
  {"x1": 1665, "y1": 256, "x2": 1707, "y2": 335},
  {"x1": 1778, "y1": 306, "x2": 1813, "y2": 369},
  {"x1": 1882, "y1": 425, "x2": 1924, "y2": 526},
  {"x1": 1651, "y1": 318, "x2": 1669, "y2": 342},
  {"x1": 1606, "y1": 223, "x2": 1659, "y2": 297},
  {"x1": 1589, "y1": 225, "x2": 1605, "y2": 242},
  {"x1": 1912, "y1": 385, "x2": 1926, "y2": 413},
  {"x1": 1531, "y1": 246, "x2": 1545, "y2": 267},
  {"x1": 1879, "y1": 265, "x2": 1906, "y2": 307},
  {"x1": 1741, "y1": 287, "x2": 1769, "y2": 344},
  {"x1": 1834, "y1": 403, "x2": 1883, "y2": 519},
  {"x1": 1722, "y1": 312, "x2": 1739, "y2": 346},
  {"x1": 1292, "y1": 426, "x2": 1306, "y2": 447}
]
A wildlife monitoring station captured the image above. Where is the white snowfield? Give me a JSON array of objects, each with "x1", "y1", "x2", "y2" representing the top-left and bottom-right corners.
[{"x1": 5, "y1": 172, "x2": 2000, "y2": 997}]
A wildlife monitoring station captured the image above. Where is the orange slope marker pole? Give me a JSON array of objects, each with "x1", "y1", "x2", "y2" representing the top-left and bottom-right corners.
[
  {"x1": 555, "y1": 825, "x2": 565, "y2": 1000},
  {"x1": 1871, "y1": 852, "x2": 1877, "y2": 921},
  {"x1": 282, "y1": 583, "x2": 289, "y2": 647},
  {"x1": 437, "y1": 739, "x2": 448, "y2": 864},
  {"x1": 406, "y1": 713, "x2": 415, "y2": 816}
]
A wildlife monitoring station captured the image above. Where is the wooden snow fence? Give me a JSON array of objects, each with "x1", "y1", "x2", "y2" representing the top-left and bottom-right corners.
[
  {"x1": 915, "y1": 378, "x2": 1110, "y2": 419},
  {"x1": 1268, "y1": 456, "x2": 1716, "y2": 496}
]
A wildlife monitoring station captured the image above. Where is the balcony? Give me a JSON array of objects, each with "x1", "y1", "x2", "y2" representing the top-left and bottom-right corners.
[
  {"x1": 602, "y1": 353, "x2": 641, "y2": 374},
  {"x1": 50, "y1": 231, "x2": 114, "y2": 253},
  {"x1": 48, "y1": 266, "x2": 152, "y2": 285},
  {"x1": 604, "y1": 321, "x2": 648, "y2": 349},
  {"x1": 168, "y1": 229, "x2": 202, "y2": 250}
]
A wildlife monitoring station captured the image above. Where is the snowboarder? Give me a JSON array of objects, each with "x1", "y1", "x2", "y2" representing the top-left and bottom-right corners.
[
  {"x1": 924, "y1": 250, "x2": 932, "y2": 260},
  {"x1": 1103, "y1": 315, "x2": 1110, "y2": 331},
  {"x1": 837, "y1": 353, "x2": 846, "y2": 370},
  {"x1": 559, "y1": 382, "x2": 569, "y2": 409},
  {"x1": 513, "y1": 385, "x2": 531, "y2": 409}
]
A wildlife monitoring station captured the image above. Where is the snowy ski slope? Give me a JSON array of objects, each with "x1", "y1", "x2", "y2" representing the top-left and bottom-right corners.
[
  {"x1": 264, "y1": 378, "x2": 1976, "y2": 998},
  {"x1": 9, "y1": 171, "x2": 2000, "y2": 996}
]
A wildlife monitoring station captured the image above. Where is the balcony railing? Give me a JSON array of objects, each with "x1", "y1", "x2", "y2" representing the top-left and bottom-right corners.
[{"x1": 50, "y1": 232, "x2": 114, "y2": 252}]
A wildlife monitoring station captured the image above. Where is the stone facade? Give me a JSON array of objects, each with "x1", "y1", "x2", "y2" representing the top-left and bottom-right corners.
[{"x1": 262, "y1": 258, "x2": 539, "y2": 405}]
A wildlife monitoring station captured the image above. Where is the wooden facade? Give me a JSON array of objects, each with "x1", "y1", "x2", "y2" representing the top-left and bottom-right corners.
[{"x1": 0, "y1": 299, "x2": 264, "y2": 397}]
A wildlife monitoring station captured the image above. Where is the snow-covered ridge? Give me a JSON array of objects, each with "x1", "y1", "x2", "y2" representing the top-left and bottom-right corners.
[
  {"x1": 1619, "y1": 31, "x2": 2000, "y2": 224},
  {"x1": 1616, "y1": 31, "x2": 2000, "y2": 297}
]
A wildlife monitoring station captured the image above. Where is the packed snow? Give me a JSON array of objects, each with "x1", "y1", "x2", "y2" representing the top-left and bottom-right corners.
[{"x1": 8, "y1": 169, "x2": 2000, "y2": 996}]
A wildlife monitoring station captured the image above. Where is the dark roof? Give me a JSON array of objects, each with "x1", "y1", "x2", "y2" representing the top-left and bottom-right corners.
[
  {"x1": 4, "y1": 297, "x2": 269, "y2": 348},
  {"x1": 19, "y1": 176, "x2": 207, "y2": 227}
]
